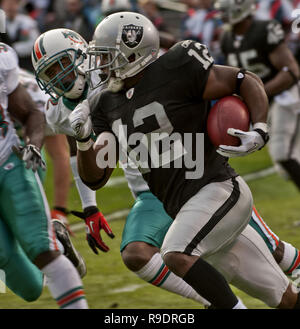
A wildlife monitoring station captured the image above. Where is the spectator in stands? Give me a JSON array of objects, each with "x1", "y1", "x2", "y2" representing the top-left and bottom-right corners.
[
  {"x1": 255, "y1": 0, "x2": 293, "y2": 29},
  {"x1": 0, "y1": 0, "x2": 40, "y2": 71},
  {"x1": 180, "y1": 0, "x2": 223, "y2": 62},
  {"x1": 138, "y1": 0, "x2": 177, "y2": 49},
  {"x1": 63, "y1": 0, "x2": 94, "y2": 42}
]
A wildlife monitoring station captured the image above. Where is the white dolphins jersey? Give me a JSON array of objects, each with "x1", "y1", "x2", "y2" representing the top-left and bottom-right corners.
[{"x1": 0, "y1": 44, "x2": 20, "y2": 166}]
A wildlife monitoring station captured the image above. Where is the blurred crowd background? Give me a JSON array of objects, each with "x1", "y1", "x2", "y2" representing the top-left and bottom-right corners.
[{"x1": 0, "y1": 0, "x2": 299, "y2": 73}]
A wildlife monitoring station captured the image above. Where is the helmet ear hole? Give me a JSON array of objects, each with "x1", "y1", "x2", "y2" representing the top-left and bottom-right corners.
[{"x1": 128, "y1": 53, "x2": 136, "y2": 63}]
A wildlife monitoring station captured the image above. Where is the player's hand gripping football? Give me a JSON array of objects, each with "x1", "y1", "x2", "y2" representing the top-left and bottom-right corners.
[
  {"x1": 12, "y1": 144, "x2": 46, "y2": 172},
  {"x1": 217, "y1": 124, "x2": 269, "y2": 158},
  {"x1": 68, "y1": 99, "x2": 92, "y2": 141},
  {"x1": 71, "y1": 206, "x2": 115, "y2": 254}
]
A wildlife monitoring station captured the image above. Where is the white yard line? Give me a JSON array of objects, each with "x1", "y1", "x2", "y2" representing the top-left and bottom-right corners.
[
  {"x1": 109, "y1": 284, "x2": 148, "y2": 294},
  {"x1": 243, "y1": 166, "x2": 276, "y2": 182}
]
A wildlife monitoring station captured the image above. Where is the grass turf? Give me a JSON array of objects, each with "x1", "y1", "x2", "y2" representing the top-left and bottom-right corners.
[{"x1": 1, "y1": 148, "x2": 300, "y2": 309}]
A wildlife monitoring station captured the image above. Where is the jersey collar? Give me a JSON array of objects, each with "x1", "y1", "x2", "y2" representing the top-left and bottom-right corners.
[{"x1": 62, "y1": 83, "x2": 89, "y2": 111}]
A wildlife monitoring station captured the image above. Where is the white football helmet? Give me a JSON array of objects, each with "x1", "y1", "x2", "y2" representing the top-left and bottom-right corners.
[
  {"x1": 214, "y1": 0, "x2": 256, "y2": 25},
  {"x1": 87, "y1": 11, "x2": 160, "y2": 92},
  {"x1": 32, "y1": 28, "x2": 88, "y2": 100}
]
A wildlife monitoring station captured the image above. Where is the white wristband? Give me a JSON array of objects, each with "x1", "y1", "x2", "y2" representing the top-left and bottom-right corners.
[
  {"x1": 76, "y1": 138, "x2": 94, "y2": 151},
  {"x1": 253, "y1": 122, "x2": 268, "y2": 133}
]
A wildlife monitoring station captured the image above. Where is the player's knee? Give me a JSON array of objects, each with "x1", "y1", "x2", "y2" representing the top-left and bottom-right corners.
[
  {"x1": 22, "y1": 288, "x2": 42, "y2": 302},
  {"x1": 277, "y1": 283, "x2": 298, "y2": 309},
  {"x1": 163, "y1": 252, "x2": 191, "y2": 277},
  {"x1": 33, "y1": 250, "x2": 61, "y2": 269},
  {"x1": 121, "y1": 242, "x2": 157, "y2": 272}
]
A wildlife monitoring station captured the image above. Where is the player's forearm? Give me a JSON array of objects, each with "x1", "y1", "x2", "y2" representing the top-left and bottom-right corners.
[
  {"x1": 24, "y1": 109, "x2": 46, "y2": 149},
  {"x1": 264, "y1": 71, "x2": 296, "y2": 98},
  {"x1": 77, "y1": 147, "x2": 113, "y2": 190},
  {"x1": 239, "y1": 74, "x2": 269, "y2": 124}
]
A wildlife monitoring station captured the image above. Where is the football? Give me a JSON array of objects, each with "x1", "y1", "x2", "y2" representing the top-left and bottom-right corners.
[{"x1": 207, "y1": 96, "x2": 250, "y2": 147}]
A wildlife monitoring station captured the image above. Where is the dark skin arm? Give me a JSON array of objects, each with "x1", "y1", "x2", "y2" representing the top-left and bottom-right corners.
[
  {"x1": 8, "y1": 83, "x2": 45, "y2": 149},
  {"x1": 77, "y1": 132, "x2": 118, "y2": 190},
  {"x1": 265, "y1": 43, "x2": 300, "y2": 97},
  {"x1": 203, "y1": 64, "x2": 269, "y2": 124}
]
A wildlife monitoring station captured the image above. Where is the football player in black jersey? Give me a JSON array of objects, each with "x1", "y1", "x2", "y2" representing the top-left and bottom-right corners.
[
  {"x1": 69, "y1": 12, "x2": 300, "y2": 308},
  {"x1": 216, "y1": 0, "x2": 300, "y2": 191}
]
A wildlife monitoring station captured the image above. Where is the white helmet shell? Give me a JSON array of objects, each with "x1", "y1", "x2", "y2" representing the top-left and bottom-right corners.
[
  {"x1": 32, "y1": 28, "x2": 88, "y2": 100},
  {"x1": 87, "y1": 11, "x2": 160, "y2": 90}
]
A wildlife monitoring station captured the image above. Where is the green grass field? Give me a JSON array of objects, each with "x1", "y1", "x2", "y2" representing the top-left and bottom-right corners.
[{"x1": 1, "y1": 148, "x2": 300, "y2": 309}]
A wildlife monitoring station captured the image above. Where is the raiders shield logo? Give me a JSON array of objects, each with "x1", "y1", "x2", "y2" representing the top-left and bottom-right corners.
[{"x1": 122, "y1": 24, "x2": 143, "y2": 48}]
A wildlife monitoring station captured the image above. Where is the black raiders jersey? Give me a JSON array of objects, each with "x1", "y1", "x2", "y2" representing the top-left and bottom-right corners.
[
  {"x1": 91, "y1": 40, "x2": 237, "y2": 219},
  {"x1": 221, "y1": 20, "x2": 285, "y2": 84}
]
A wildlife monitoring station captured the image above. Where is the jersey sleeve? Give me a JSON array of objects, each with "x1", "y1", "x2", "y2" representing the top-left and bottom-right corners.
[
  {"x1": 174, "y1": 40, "x2": 214, "y2": 99},
  {"x1": 263, "y1": 20, "x2": 285, "y2": 54},
  {"x1": 89, "y1": 92, "x2": 112, "y2": 136},
  {"x1": 0, "y1": 44, "x2": 20, "y2": 94}
]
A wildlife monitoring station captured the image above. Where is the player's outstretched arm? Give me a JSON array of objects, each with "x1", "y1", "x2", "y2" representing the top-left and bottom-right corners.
[
  {"x1": 8, "y1": 83, "x2": 46, "y2": 149},
  {"x1": 203, "y1": 65, "x2": 269, "y2": 157},
  {"x1": 9, "y1": 83, "x2": 46, "y2": 171}
]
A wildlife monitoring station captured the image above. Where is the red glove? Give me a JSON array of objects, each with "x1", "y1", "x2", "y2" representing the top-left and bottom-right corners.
[{"x1": 71, "y1": 206, "x2": 114, "y2": 254}]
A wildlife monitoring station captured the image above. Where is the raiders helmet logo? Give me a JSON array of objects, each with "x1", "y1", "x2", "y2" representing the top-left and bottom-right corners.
[{"x1": 122, "y1": 24, "x2": 143, "y2": 48}]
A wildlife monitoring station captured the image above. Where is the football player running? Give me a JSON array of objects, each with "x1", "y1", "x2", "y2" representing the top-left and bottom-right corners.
[
  {"x1": 73, "y1": 12, "x2": 300, "y2": 308},
  {"x1": 32, "y1": 28, "x2": 210, "y2": 307},
  {"x1": 215, "y1": 0, "x2": 300, "y2": 189},
  {"x1": 0, "y1": 43, "x2": 88, "y2": 308}
]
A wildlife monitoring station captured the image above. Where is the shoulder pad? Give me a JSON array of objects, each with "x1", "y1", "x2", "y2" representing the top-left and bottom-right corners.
[
  {"x1": 159, "y1": 41, "x2": 196, "y2": 69},
  {"x1": 160, "y1": 40, "x2": 211, "y2": 70}
]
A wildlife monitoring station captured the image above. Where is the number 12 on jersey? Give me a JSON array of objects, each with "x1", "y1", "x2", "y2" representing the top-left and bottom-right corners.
[{"x1": 187, "y1": 42, "x2": 214, "y2": 70}]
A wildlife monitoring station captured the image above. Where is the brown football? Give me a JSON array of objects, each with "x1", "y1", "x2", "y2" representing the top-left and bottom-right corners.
[{"x1": 207, "y1": 96, "x2": 250, "y2": 147}]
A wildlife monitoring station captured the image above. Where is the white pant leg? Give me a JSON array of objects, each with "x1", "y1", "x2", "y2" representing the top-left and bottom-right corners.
[
  {"x1": 205, "y1": 225, "x2": 289, "y2": 308},
  {"x1": 161, "y1": 176, "x2": 253, "y2": 258}
]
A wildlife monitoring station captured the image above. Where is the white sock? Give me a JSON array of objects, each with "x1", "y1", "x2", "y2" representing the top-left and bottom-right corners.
[
  {"x1": 233, "y1": 298, "x2": 247, "y2": 309},
  {"x1": 279, "y1": 241, "x2": 300, "y2": 274},
  {"x1": 70, "y1": 156, "x2": 97, "y2": 209},
  {"x1": 135, "y1": 252, "x2": 210, "y2": 307},
  {"x1": 41, "y1": 255, "x2": 88, "y2": 309}
]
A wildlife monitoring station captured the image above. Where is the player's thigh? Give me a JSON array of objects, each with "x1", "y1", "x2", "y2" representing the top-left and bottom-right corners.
[
  {"x1": 207, "y1": 225, "x2": 289, "y2": 308},
  {"x1": 0, "y1": 154, "x2": 58, "y2": 262},
  {"x1": 161, "y1": 176, "x2": 253, "y2": 258},
  {"x1": 269, "y1": 100, "x2": 300, "y2": 161},
  {"x1": 0, "y1": 217, "x2": 43, "y2": 301},
  {"x1": 120, "y1": 191, "x2": 173, "y2": 252}
]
